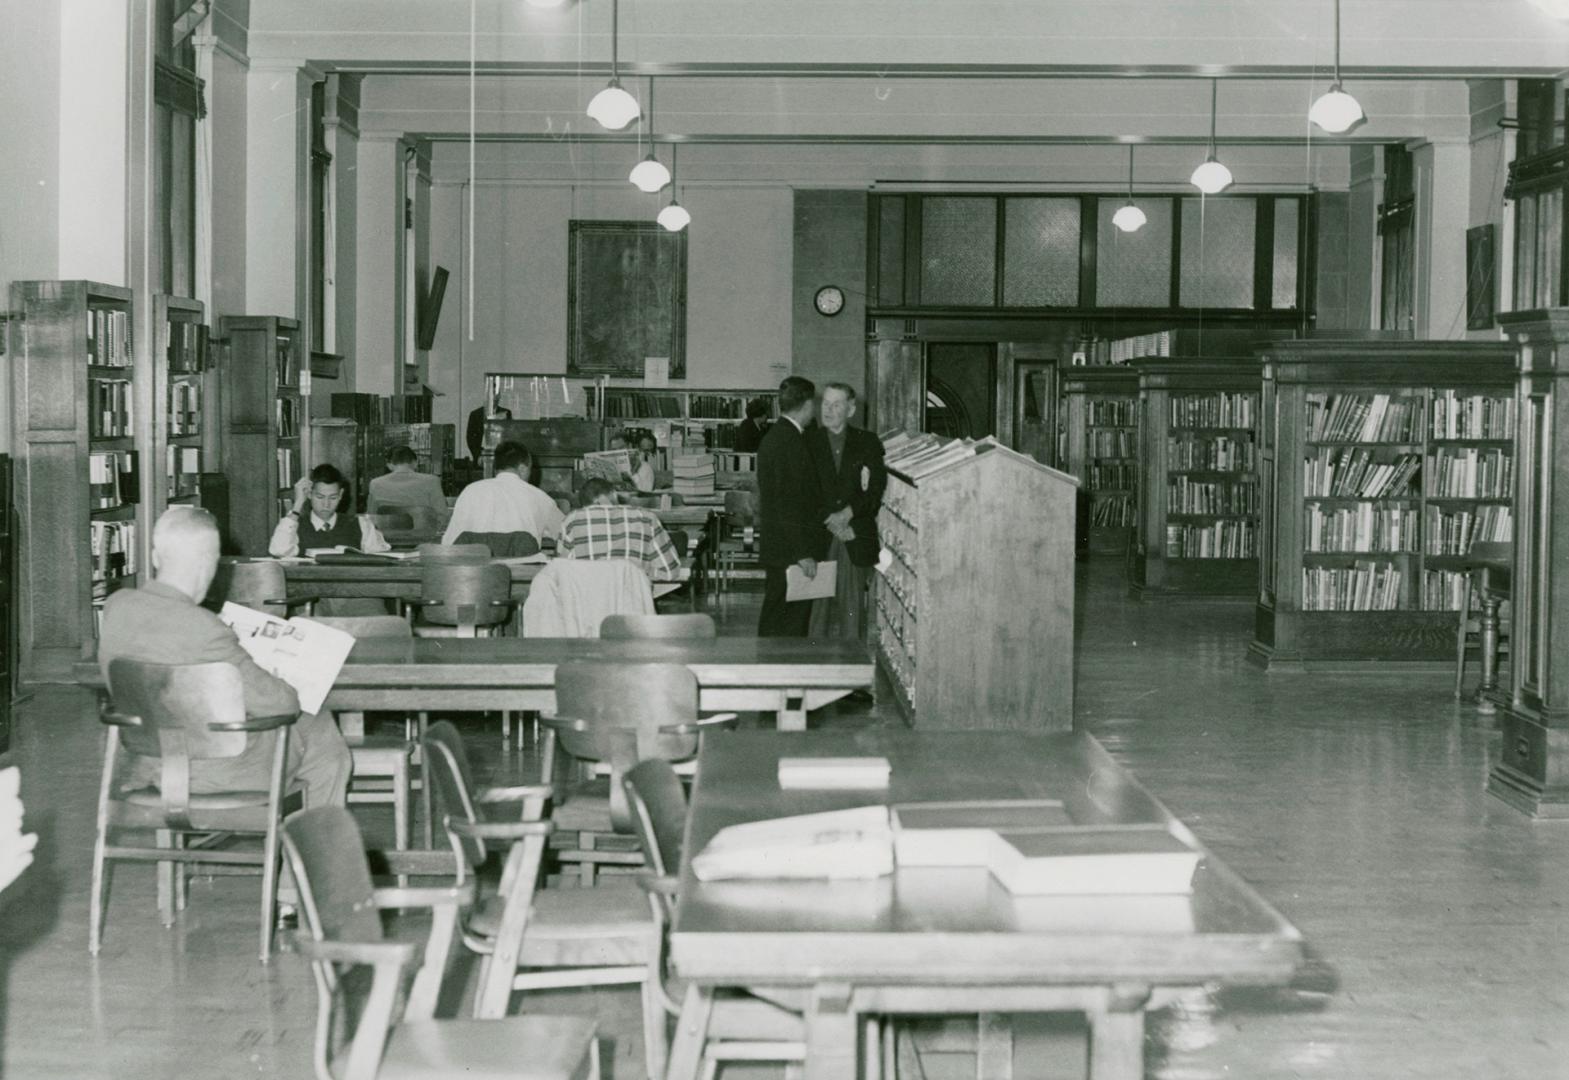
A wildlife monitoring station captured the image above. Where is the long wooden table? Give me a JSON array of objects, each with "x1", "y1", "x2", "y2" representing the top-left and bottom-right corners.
[
  {"x1": 668, "y1": 731, "x2": 1306, "y2": 1080},
  {"x1": 234, "y1": 556, "x2": 689, "y2": 603}
]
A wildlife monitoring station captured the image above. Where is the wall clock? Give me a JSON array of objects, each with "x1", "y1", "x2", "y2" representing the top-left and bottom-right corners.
[{"x1": 814, "y1": 285, "x2": 846, "y2": 317}]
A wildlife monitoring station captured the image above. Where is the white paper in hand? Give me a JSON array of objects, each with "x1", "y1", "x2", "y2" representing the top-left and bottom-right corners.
[
  {"x1": 785, "y1": 560, "x2": 837, "y2": 602},
  {"x1": 220, "y1": 603, "x2": 356, "y2": 715}
]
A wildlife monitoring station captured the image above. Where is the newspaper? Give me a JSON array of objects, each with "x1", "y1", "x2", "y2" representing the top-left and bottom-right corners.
[
  {"x1": 582, "y1": 448, "x2": 636, "y2": 482},
  {"x1": 219, "y1": 603, "x2": 356, "y2": 715}
]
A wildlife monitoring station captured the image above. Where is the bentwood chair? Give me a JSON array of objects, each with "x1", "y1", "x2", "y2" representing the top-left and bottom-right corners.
[
  {"x1": 283, "y1": 807, "x2": 600, "y2": 1080},
  {"x1": 419, "y1": 722, "x2": 662, "y2": 1080},
  {"x1": 218, "y1": 560, "x2": 320, "y2": 617},
  {"x1": 91, "y1": 659, "x2": 301, "y2": 962}
]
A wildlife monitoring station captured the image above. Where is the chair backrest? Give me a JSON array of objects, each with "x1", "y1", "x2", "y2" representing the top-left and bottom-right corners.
[
  {"x1": 552, "y1": 661, "x2": 701, "y2": 766},
  {"x1": 622, "y1": 758, "x2": 686, "y2": 886},
  {"x1": 106, "y1": 659, "x2": 251, "y2": 763},
  {"x1": 419, "y1": 561, "x2": 513, "y2": 628},
  {"x1": 221, "y1": 560, "x2": 290, "y2": 615},
  {"x1": 416, "y1": 542, "x2": 491, "y2": 562},
  {"x1": 370, "y1": 511, "x2": 415, "y2": 532},
  {"x1": 600, "y1": 613, "x2": 717, "y2": 640},
  {"x1": 723, "y1": 488, "x2": 755, "y2": 522},
  {"x1": 420, "y1": 720, "x2": 487, "y2": 874},
  {"x1": 453, "y1": 530, "x2": 540, "y2": 558},
  {"x1": 378, "y1": 503, "x2": 442, "y2": 533},
  {"x1": 308, "y1": 615, "x2": 413, "y2": 640},
  {"x1": 666, "y1": 528, "x2": 691, "y2": 557}
]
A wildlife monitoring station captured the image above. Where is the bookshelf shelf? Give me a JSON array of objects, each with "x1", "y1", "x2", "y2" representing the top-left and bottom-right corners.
[
  {"x1": 1061, "y1": 368, "x2": 1140, "y2": 554},
  {"x1": 219, "y1": 315, "x2": 301, "y2": 555},
  {"x1": 1249, "y1": 339, "x2": 1516, "y2": 670}
]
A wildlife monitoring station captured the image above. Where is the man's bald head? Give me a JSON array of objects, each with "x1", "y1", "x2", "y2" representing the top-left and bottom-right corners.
[{"x1": 151, "y1": 507, "x2": 221, "y2": 601}]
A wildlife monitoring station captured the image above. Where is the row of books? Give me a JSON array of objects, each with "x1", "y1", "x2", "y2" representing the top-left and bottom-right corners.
[
  {"x1": 1421, "y1": 570, "x2": 1469, "y2": 611},
  {"x1": 276, "y1": 446, "x2": 298, "y2": 490},
  {"x1": 166, "y1": 320, "x2": 207, "y2": 374},
  {"x1": 90, "y1": 378, "x2": 134, "y2": 439},
  {"x1": 276, "y1": 343, "x2": 299, "y2": 388},
  {"x1": 1169, "y1": 392, "x2": 1256, "y2": 429},
  {"x1": 277, "y1": 397, "x2": 300, "y2": 438},
  {"x1": 332, "y1": 394, "x2": 436, "y2": 426},
  {"x1": 597, "y1": 391, "x2": 684, "y2": 419},
  {"x1": 1169, "y1": 435, "x2": 1256, "y2": 473},
  {"x1": 169, "y1": 379, "x2": 202, "y2": 437},
  {"x1": 1431, "y1": 391, "x2": 1515, "y2": 440},
  {"x1": 1164, "y1": 520, "x2": 1256, "y2": 559},
  {"x1": 1087, "y1": 399, "x2": 1137, "y2": 426},
  {"x1": 1428, "y1": 448, "x2": 1512, "y2": 499},
  {"x1": 671, "y1": 453, "x2": 716, "y2": 497},
  {"x1": 689, "y1": 394, "x2": 770, "y2": 420},
  {"x1": 1305, "y1": 392, "x2": 1423, "y2": 444},
  {"x1": 1303, "y1": 449, "x2": 1420, "y2": 498},
  {"x1": 1091, "y1": 493, "x2": 1135, "y2": 526},
  {"x1": 1101, "y1": 331, "x2": 1171, "y2": 365},
  {"x1": 86, "y1": 307, "x2": 133, "y2": 367},
  {"x1": 1302, "y1": 561, "x2": 1403, "y2": 611},
  {"x1": 1089, "y1": 430, "x2": 1136, "y2": 458},
  {"x1": 166, "y1": 446, "x2": 202, "y2": 499},
  {"x1": 1088, "y1": 463, "x2": 1135, "y2": 491},
  {"x1": 89, "y1": 451, "x2": 138, "y2": 509},
  {"x1": 1167, "y1": 477, "x2": 1257, "y2": 515},
  {"x1": 1424, "y1": 504, "x2": 1513, "y2": 555},
  {"x1": 715, "y1": 452, "x2": 758, "y2": 474},
  {"x1": 89, "y1": 521, "x2": 137, "y2": 585},
  {"x1": 1305, "y1": 504, "x2": 1418, "y2": 554}
]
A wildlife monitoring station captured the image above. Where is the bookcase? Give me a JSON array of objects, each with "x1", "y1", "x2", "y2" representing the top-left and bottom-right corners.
[
  {"x1": 481, "y1": 418, "x2": 604, "y2": 493},
  {"x1": 481, "y1": 375, "x2": 777, "y2": 450},
  {"x1": 1249, "y1": 339, "x2": 1516, "y2": 670},
  {"x1": 153, "y1": 296, "x2": 211, "y2": 517},
  {"x1": 1131, "y1": 358, "x2": 1262, "y2": 598},
  {"x1": 219, "y1": 316, "x2": 301, "y2": 555},
  {"x1": 382, "y1": 423, "x2": 457, "y2": 494},
  {"x1": 9, "y1": 280, "x2": 141, "y2": 681},
  {"x1": 873, "y1": 432, "x2": 1078, "y2": 731},
  {"x1": 311, "y1": 419, "x2": 385, "y2": 514},
  {"x1": 0, "y1": 455, "x2": 14, "y2": 755},
  {"x1": 1060, "y1": 368, "x2": 1139, "y2": 554}
]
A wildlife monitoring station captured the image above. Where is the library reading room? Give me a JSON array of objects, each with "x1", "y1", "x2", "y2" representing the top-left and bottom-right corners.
[{"x1": 2, "y1": 2, "x2": 1569, "y2": 1078}]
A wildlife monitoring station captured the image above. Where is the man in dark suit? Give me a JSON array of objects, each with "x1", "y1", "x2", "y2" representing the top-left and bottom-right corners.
[
  {"x1": 756, "y1": 376, "x2": 826, "y2": 637},
  {"x1": 806, "y1": 383, "x2": 886, "y2": 647}
]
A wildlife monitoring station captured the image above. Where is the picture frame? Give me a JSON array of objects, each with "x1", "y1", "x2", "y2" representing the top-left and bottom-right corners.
[
  {"x1": 567, "y1": 220, "x2": 688, "y2": 379},
  {"x1": 1465, "y1": 223, "x2": 1496, "y2": 331}
]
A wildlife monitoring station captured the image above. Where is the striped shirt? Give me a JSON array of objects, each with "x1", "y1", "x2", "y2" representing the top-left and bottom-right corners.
[{"x1": 557, "y1": 504, "x2": 682, "y2": 581}]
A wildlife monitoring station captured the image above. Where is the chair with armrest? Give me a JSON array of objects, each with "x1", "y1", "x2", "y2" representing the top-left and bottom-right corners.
[
  {"x1": 91, "y1": 659, "x2": 301, "y2": 962},
  {"x1": 541, "y1": 661, "x2": 737, "y2": 886},
  {"x1": 283, "y1": 806, "x2": 600, "y2": 1080},
  {"x1": 599, "y1": 613, "x2": 717, "y2": 640},
  {"x1": 709, "y1": 489, "x2": 759, "y2": 603},
  {"x1": 419, "y1": 721, "x2": 662, "y2": 1080},
  {"x1": 218, "y1": 559, "x2": 320, "y2": 617}
]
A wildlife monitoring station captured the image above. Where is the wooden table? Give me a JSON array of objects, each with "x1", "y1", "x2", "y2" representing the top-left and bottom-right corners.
[
  {"x1": 324, "y1": 637, "x2": 872, "y2": 733},
  {"x1": 668, "y1": 731, "x2": 1306, "y2": 1080},
  {"x1": 234, "y1": 556, "x2": 688, "y2": 603},
  {"x1": 1461, "y1": 545, "x2": 1512, "y2": 714}
]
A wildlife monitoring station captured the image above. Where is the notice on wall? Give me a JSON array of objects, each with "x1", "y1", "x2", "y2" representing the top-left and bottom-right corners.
[{"x1": 644, "y1": 356, "x2": 670, "y2": 388}]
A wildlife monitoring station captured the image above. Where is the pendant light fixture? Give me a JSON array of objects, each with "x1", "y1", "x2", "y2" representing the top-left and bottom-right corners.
[
  {"x1": 1189, "y1": 80, "x2": 1234, "y2": 195},
  {"x1": 1308, "y1": 0, "x2": 1367, "y2": 134},
  {"x1": 628, "y1": 78, "x2": 672, "y2": 193},
  {"x1": 657, "y1": 144, "x2": 690, "y2": 232},
  {"x1": 1111, "y1": 145, "x2": 1147, "y2": 233},
  {"x1": 586, "y1": 0, "x2": 640, "y2": 131}
]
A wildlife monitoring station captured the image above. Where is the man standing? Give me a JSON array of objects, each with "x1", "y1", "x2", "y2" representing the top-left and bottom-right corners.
[
  {"x1": 756, "y1": 376, "x2": 825, "y2": 637},
  {"x1": 442, "y1": 440, "x2": 565, "y2": 545},
  {"x1": 806, "y1": 383, "x2": 886, "y2": 648}
]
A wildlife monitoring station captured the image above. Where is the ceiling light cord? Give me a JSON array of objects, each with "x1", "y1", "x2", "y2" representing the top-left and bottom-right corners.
[
  {"x1": 1332, "y1": 0, "x2": 1342, "y2": 83},
  {"x1": 1126, "y1": 143, "x2": 1135, "y2": 197},
  {"x1": 610, "y1": 0, "x2": 620, "y2": 82},
  {"x1": 1209, "y1": 79, "x2": 1218, "y2": 157}
]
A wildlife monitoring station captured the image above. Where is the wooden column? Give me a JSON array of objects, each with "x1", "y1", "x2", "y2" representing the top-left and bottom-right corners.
[{"x1": 1489, "y1": 309, "x2": 1569, "y2": 817}]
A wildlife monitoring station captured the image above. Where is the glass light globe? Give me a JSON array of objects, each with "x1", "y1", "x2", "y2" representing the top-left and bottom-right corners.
[
  {"x1": 1309, "y1": 85, "x2": 1366, "y2": 134},
  {"x1": 1111, "y1": 202, "x2": 1147, "y2": 233},
  {"x1": 1190, "y1": 157, "x2": 1234, "y2": 195},
  {"x1": 586, "y1": 82, "x2": 640, "y2": 131},
  {"x1": 629, "y1": 155, "x2": 672, "y2": 193},
  {"x1": 657, "y1": 202, "x2": 691, "y2": 232}
]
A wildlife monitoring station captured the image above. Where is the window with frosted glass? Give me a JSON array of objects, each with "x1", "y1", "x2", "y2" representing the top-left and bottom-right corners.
[
  {"x1": 877, "y1": 197, "x2": 906, "y2": 307},
  {"x1": 1095, "y1": 197, "x2": 1173, "y2": 307},
  {"x1": 1002, "y1": 197, "x2": 1080, "y2": 306},
  {"x1": 1272, "y1": 199, "x2": 1301, "y2": 309},
  {"x1": 920, "y1": 197, "x2": 997, "y2": 306},
  {"x1": 1179, "y1": 197, "x2": 1256, "y2": 308}
]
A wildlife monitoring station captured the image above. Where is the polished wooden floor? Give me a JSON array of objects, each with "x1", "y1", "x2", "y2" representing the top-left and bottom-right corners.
[{"x1": 2, "y1": 561, "x2": 1566, "y2": 1078}]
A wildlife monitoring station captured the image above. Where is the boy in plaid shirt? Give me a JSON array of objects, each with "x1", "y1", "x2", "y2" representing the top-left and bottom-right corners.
[{"x1": 557, "y1": 478, "x2": 682, "y2": 581}]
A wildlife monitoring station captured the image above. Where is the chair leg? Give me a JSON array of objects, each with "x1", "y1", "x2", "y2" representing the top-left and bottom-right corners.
[
  {"x1": 259, "y1": 820, "x2": 281, "y2": 964},
  {"x1": 642, "y1": 972, "x2": 669, "y2": 1080},
  {"x1": 89, "y1": 836, "x2": 111, "y2": 957},
  {"x1": 501, "y1": 710, "x2": 511, "y2": 751},
  {"x1": 588, "y1": 1037, "x2": 603, "y2": 1080},
  {"x1": 172, "y1": 833, "x2": 188, "y2": 912},
  {"x1": 1454, "y1": 576, "x2": 1473, "y2": 699},
  {"x1": 155, "y1": 830, "x2": 176, "y2": 928},
  {"x1": 393, "y1": 754, "x2": 411, "y2": 887},
  {"x1": 419, "y1": 711, "x2": 434, "y2": 849}
]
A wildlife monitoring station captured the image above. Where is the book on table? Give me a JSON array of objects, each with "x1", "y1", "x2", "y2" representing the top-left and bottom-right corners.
[
  {"x1": 777, "y1": 756, "x2": 891, "y2": 790},
  {"x1": 219, "y1": 602, "x2": 356, "y2": 715},
  {"x1": 892, "y1": 800, "x2": 1073, "y2": 866}
]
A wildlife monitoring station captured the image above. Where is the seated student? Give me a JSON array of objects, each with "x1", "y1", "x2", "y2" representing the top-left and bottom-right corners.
[
  {"x1": 269, "y1": 464, "x2": 391, "y2": 557},
  {"x1": 98, "y1": 507, "x2": 351, "y2": 809},
  {"x1": 734, "y1": 396, "x2": 771, "y2": 453},
  {"x1": 557, "y1": 477, "x2": 682, "y2": 581},
  {"x1": 367, "y1": 445, "x2": 447, "y2": 517},
  {"x1": 442, "y1": 440, "x2": 565, "y2": 545},
  {"x1": 631, "y1": 434, "x2": 658, "y2": 493}
]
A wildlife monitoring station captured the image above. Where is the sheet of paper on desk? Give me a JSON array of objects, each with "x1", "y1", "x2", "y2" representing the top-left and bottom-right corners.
[
  {"x1": 785, "y1": 560, "x2": 837, "y2": 602},
  {"x1": 778, "y1": 756, "x2": 891, "y2": 790},
  {"x1": 692, "y1": 804, "x2": 893, "y2": 881},
  {"x1": 219, "y1": 603, "x2": 356, "y2": 716},
  {"x1": 892, "y1": 799, "x2": 1072, "y2": 867}
]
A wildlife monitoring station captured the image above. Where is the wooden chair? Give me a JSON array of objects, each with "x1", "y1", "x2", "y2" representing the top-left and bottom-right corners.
[
  {"x1": 419, "y1": 722, "x2": 663, "y2": 1080},
  {"x1": 709, "y1": 489, "x2": 759, "y2": 602},
  {"x1": 369, "y1": 511, "x2": 415, "y2": 533},
  {"x1": 91, "y1": 659, "x2": 300, "y2": 962},
  {"x1": 600, "y1": 613, "x2": 717, "y2": 640},
  {"x1": 282, "y1": 807, "x2": 600, "y2": 1080},
  {"x1": 218, "y1": 560, "x2": 320, "y2": 617},
  {"x1": 413, "y1": 559, "x2": 524, "y2": 750},
  {"x1": 415, "y1": 542, "x2": 492, "y2": 562},
  {"x1": 454, "y1": 530, "x2": 542, "y2": 557},
  {"x1": 542, "y1": 662, "x2": 736, "y2": 886},
  {"x1": 377, "y1": 503, "x2": 442, "y2": 534},
  {"x1": 622, "y1": 760, "x2": 809, "y2": 1079},
  {"x1": 309, "y1": 616, "x2": 421, "y2": 859}
]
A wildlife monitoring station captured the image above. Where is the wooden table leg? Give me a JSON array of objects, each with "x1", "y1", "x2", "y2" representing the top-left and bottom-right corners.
[
  {"x1": 1089, "y1": 987, "x2": 1149, "y2": 1080},
  {"x1": 338, "y1": 710, "x2": 366, "y2": 740},
  {"x1": 778, "y1": 691, "x2": 808, "y2": 733},
  {"x1": 804, "y1": 983, "x2": 858, "y2": 1080},
  {"x1": 1477, "y1": 592, "x2": 1501, "y2": 715},
  {"x1": 664, "y1": 983, "x2": 714, "y2": 1080},
  {"x1": 976, "y1": 1013, "x2": 1014, "y2": 1080}
]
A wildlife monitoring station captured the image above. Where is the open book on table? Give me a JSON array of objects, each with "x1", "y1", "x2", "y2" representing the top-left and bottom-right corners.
[
  {"x1": 219, "y1": 603, "x2": 357, "y2": 715},
  {"x1": 306, "y1": 546, "x2": 418, "y2": 562}
]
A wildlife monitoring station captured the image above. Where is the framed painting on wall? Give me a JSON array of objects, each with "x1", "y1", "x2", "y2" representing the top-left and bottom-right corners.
[
  {"x1": 1466, "y1": 223, "x2": 1496, "y2": 331},
  {"x1": 567, "y1": 220, "x2": 688, "y2": 379}
]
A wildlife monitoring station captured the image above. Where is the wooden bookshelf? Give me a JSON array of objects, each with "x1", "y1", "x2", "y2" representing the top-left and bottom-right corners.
[
  {"x1": 873, "y1": 432, "x2": 1078, "y2": 731},
  {"x1": 311, "y1": 418, "x2": 384, "y2": 514},
  {"x1": 1060, "y1": 368, "x2": 1139, "y2": 554},
  {"x1": 219, "y1": 315, "x2": 301, "y2": 555},
  {"x1": 1131, "y1": 358, "x2": 1261, "y2": 598},
  {"x1": 9, "y1": 280, "x2": 141, "y2": 681},
  {"x1": 481, "y1": 418, "x2": 604, "y2": 493},
  {"x1": 1249, "y1": 339, "x2": 1516, "y2": 671},
  {"x1": 152, "y1": 296, "x2": 210, "y2": 517}
]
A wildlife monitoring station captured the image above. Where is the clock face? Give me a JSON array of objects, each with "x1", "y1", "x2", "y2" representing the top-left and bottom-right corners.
[{"x1": 814, "y1": 285, "x2": 845, "y2": 317}]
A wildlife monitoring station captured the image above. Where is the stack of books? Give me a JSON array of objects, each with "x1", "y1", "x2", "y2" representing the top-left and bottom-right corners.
[
  {"x1": 166, "y1": 446, "x2": 202, "y2": 499},
  {"x1": 672, "y1": 452, "x2": 716, "y2": 497}
]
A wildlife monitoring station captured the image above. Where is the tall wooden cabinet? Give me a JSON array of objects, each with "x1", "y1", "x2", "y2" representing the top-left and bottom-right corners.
[
  {"x1": 1131, "y1": 358, "x2": 1262, "y2": 598},
  {"x1": 1060, "y1": 368, "x2": 1139, "y2": 554},
  {"x1": 154, "y1": 296, "x2": 211, "y2": 517},
  {"x1": 1490, "y1": 309, "x2": 1569, "y2": 817},
  {"x1": 219, "y1": 316, "x2": 300, "y2": 555},
  {"x1": 1249, "y1": 339, "x2": 1516, "y2": 670},
  {"x1": 873, "y1": 433, "x2": 1078, "y2": 731}
]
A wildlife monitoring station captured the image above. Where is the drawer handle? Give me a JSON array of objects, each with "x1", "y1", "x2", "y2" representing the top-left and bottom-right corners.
[{"x1": 1518, "y1": 737, "x2": 1531, "y2": 759}]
